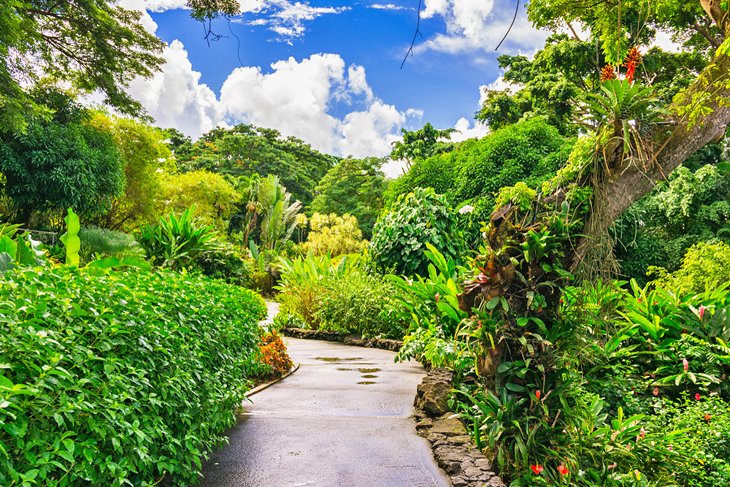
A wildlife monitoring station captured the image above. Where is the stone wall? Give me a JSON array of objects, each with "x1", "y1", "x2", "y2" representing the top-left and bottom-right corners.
[{"x1": 414, "y1": 369, "x2": 505, "y2": 487}]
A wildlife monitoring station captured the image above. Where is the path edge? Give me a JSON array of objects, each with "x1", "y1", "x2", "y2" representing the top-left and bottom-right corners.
[{"x1": 245, "y1": 363, "x2": 301, "y2": 398}]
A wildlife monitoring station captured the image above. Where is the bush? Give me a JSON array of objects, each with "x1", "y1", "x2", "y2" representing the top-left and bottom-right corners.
[
  {"x1": 369, "y1": 187, "x2": 466, "y2": 277},
  {"x1": 0, "y1": 267, "x2": 267, "y2": 486},
  {"x1": 650, "y1": 241, "x2": 730, "y2": 295},
  {"x1": 194, "y1": 241, "x2": 252, "y2": 287},
  {"x1": 277, "y1": 254, "x2": 409, "y2": 339},
  {"x1": 78, "y1": 226, "x2": 145, "y2": 263},
  {"x1": 137, "y1": 207, "x2": 218, "y2": 270},
  {"x1": 299, "y1": 213, "x2": 367, "y2": 256},
  {"x1": 256, "y1": 331, "x2": 294, "y2": 379}
]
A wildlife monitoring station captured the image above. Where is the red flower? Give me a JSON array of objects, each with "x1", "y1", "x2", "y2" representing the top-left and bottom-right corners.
[
  {"x1": 652, "y1": 386, "x2": 660, "y2": 396},
  {"x1": 434, "y1": 293, "x2": 441, "y2": 303},
  {"x1": 623, "y1": 47, "x2": 642, "y2": 83},
  {"x1": 695, "y1": 393, "x2": 702, "y2": 401},
  {"x1": 699, "y1": 305, "x2": 706, "y2": 320},
  {"x1": 557, "y1": 465, "x2": 569, "y2": 475},
  {"x1": 530, "y1": 465, "x2": 543, "y2": 475},
  {"x1": 535, "y1": 390, "x2": 541, "y2": 400},
  {"x1": 637, "y1": 297, "x2": 642, "y2": 303},
  {"x1": 683, "y1": 358, "x2": 689, "y2": 372},
  {"x1": 477, "y1": 273, "x2": 489, "y2": 284}
]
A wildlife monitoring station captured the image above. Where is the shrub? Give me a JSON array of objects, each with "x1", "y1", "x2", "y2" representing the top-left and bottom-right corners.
[
  {"x1": 137, "y1": 207, "x2": 218, "y2": 270},
  {"x1": 299, "y1": 213, "x2": 367, "y2": 256},
  {"x1": 277, "y1": 254, "x2": 409, "y2": 339},
  {"x1": 369, "y1": 187, "x2": 466, "y2": 277},
  {"x1": 78, "y1": 226, "x2": 145, "y2": 263},
  {"x1": 194, "y1": 241, "x2": 252, "y2": 287},
  {"x1": 650, "y1": 241, "x2": 730, "y2": 295},
  {"x1": 0, "y1": 266, "x2": 267, "y2": 486},
  {"x1": 256, "y1": 331, "x2": 294, "y2": 379}
]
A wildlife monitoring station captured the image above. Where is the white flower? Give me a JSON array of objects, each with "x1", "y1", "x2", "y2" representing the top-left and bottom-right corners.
[{"x1": 458, "y1": 204, "x2": 474, "y2": 214}]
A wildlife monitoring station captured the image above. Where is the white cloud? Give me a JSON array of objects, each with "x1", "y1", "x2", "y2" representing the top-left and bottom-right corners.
[
  {"x1": 234, "y1": 1, "x2": 349, "y2": 42},
  {"x1": 450, "y1": 117, "x2": 488, "y2": 142},
  {"x1": 370, "y1": 3, "x2": 408, "y2": 10},
  {"x1": 652, "y1": 29, "x2": 683, "y2": 53},
  {"x1": 418, "y1": 0, "x2": 550, "y2": 55},
  {"x1": 140, "y1": 0, "x2": 188, "y2": 12},
  {"x1": 127, "y1": 45, "x2": 417, "y2": 157},
  {"x1": 128, "y1": 40, "x2": 223, "y2": 138},
  {"x1": 118, "y1": 0, "x2": 159, "y2": 32}
]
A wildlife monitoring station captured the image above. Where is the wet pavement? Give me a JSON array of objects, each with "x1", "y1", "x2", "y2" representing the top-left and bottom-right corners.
[{"x1": 199, "y1": 337, "x2": 451, "y2": 487}]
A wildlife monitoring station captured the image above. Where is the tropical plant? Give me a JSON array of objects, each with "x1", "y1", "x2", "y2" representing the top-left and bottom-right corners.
[
  {"x1": 78, "y1": 226, "x2": 146, "y2": 263},
  {"x1": 137, "y1": 207, "x2": 218, "y2": 270},
  {"x1": 257, "y1": 174, "x2": 302, "y2": 251},
  {"x1": 0, "y1": 224, "x2": 45, "y2": 273},
  {"x1": 59, "y1": 208, "x2": 81, "y2": 267},
  {"x1": 650, "y1": 241, "x2": 730, "y2": 295},
  {"x1": 370, "y1": 187, "x2": 466, "y2": 276}
]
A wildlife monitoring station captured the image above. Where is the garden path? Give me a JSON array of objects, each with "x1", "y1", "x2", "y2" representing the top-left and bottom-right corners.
[{"x1": 199, "y1": 312, "x2": 450, "y2": 486}]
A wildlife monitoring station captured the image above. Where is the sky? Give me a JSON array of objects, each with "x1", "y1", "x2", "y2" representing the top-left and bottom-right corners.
[{"x1": 118, "y1": 0, "x2": 553, "y2": 170}]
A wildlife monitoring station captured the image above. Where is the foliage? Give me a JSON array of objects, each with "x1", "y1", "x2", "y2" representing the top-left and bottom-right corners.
[
  {"x1": 59, "y1": 208, "x2": 81, "y2": 267},
  {"x1": 78, "y1": 226, "x2": 146, "y2": 263},
  {"x1": 0, "y1": 1, "x2": 163, "y2": 133},
  {"x1": 256, "y1": 331, "x2": 294, "y2": 379},
  {"x1": 370, "y1": 188, "x2": 466, "y2": 277},
  {"x1": 89, "y1": 114, "x2": 172, "y2": 231},
  {"x1": 194, "y1": 240, "x2": 252, "y2": 288},
  {"x1": 0, "y1": 225, "x2": 46, "y2": 273},
  {"x1": 276, "y1": 254, "x2": 408, "y2": 338},
  {"x1": 615, "y1": 158, "x2": 729, "y2": 280},
  {"x1": 651, "y1": 241, "x2": 730, "y2": 295},
  {"x1": 0, "y1": 95, "x2": 124, "y2": 225},
  {"x1": 389, "y1": 122, "x2": 455, "y2": 164},
  {"x1": 137, "y1": 207, "x2": 219, "y2": 271},
  {"x1": 310, "y1": 157, "x2": 386, "y2": 238},
  {"x1": 159, "y1": 170, "x2": 240, "y2": 231},
  {"x1": 0, "y1": 266, "x2": 267, "y2": 486},
  {"x1": 299, "y1": 213, "x2": 367, "y2": 256},
  {"x1": 174, "y1": 124, "x2": 336, "y2": 206}
]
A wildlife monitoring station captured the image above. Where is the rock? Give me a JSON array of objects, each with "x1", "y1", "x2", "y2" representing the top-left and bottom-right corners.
[
  {"x1": 431, "y1": 415, "x2": 467, "y2": 437},
  {"x1": 474, "y1": 458, "x2": 492, "y2": 470},
  {"x1": 464, "y1": 466, "x2": 483, "y2": 478},
  {"x1": 451, "y1": 477, "x2": 468, "y2": 487},
  {"x1": 415, "y1": 368, "x2": 453, "y2": 416}
]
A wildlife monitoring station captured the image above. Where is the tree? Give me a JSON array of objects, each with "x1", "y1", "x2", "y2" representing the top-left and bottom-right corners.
[
  {"x1": 0, "y1": 92, "x2": 124, "y2": 226},
  {"x1": 389, "y1": 122, "x2": 456, "y2": 166},
  {"x1": 89, "y1": 113, "x2": 173, "y2": 231},
  {"x1": 0, "y1": 1, "x2": 165, "y2": 133},
  {"x1": 175, "y1": 124, "x2": 337, "y2": 206},
  {"x1": 310, "y1": 157, "x2": 387, "y2": 239}
]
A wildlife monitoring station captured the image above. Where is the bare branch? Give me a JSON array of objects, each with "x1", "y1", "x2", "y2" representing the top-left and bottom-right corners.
[
  {"x1": 401, "y1": 0, "x2": 423, "y2": 70},
  {"x1": 495, "y1": 0, "x2": 520, "y2": 51}
]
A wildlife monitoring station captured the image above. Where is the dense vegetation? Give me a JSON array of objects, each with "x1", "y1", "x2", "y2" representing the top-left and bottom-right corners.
[{"x1": 2, "y1": 0, "x2": 730, "y2": 485}]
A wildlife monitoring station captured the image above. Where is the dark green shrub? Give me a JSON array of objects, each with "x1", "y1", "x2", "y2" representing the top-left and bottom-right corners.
[
  {"x1": 369, "y1": 187, "x2": 466, "y2": 277},
  {"x1": 0, "y1": 267, "x2": 267, "y2": 486},
  {"x1": 194, "y1": 241, "x2": 252, "y2": 287}
]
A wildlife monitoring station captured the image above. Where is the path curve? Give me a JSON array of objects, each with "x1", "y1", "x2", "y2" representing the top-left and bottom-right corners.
[{"x1": 200, "y1": 337, "x2": 451, "y2": 487}]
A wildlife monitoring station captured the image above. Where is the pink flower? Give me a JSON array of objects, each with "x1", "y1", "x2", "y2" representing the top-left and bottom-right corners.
[
  {"x1": 434, "y1": 293, "x2": 440, "y2": 303},
  {"x1": 695, "y1": 393, "x2": 702, "y2": 401},
  {"x1": 652, "y1": 386, "x2": 660, "y2": 396},
  {"x1": 638, "y1": 428, "x2": 646, "y2": 440},
  {"x1": 683, "y1": 358, "x2": 689, "y2": 372},
  {"x1": 699, "y1": 305, "x2": 706, "y2": 320}
]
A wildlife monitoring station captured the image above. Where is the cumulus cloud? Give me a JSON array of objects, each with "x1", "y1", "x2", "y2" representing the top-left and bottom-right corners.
[
  {"x1": 418, "y1": 0, "x2": 550, "y2": 55},
  {"x1": 450, "y1": 117, "x2": 488, "y2": 142},
  {"x1": 128, "y1": 40, "x2": 223, "y2": 138},
  {"x1": 141, "y1": 0, "x2": 189, "y2": 12},
  {"x1": 232, "y1": 1, "x2": 349, "y2": 42},
  {"x1": 125, "y1": 43, "x2": 416, "y2": 157}
]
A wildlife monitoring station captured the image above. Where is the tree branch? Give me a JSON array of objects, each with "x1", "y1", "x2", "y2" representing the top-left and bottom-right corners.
[{"x1": 401, "y1": 0, "x2": 423, "y2": 69}]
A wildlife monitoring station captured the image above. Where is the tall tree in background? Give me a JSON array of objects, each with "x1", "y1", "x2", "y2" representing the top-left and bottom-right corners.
[{"x1": 389, "y1": 123, "x2": 456, "y2": 168}]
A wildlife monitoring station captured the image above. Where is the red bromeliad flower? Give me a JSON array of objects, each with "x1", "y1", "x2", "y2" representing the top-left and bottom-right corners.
[
  {"x1": 557, "y1": 465, "x2": 569, "y2": 475},
  {"x1": 624, "y1": 47, "x2": 642, "y2": 83},
  {"x1": 530, "y1": 465, "x2": 543, "y2": 475},
  {"x1": 600, "y1": 64, "x2": 616, "y2": 82}
]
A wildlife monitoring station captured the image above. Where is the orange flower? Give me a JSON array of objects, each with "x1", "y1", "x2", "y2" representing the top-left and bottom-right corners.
[
  {"x1": 557, "y1": 465, "x2": 569, "y2": 475},
  {"x1": 530, "y1": 465, "x2": 543, "y2": 475},
  {"x1": 600, "y1": 64, "x2": 616, "y2": 82},
  {"x1": 623, "y1": 47, "x2": 642, "y2": 83},
  {"x1": 535, "y1": 390, "x2": 541, "y2": 400}
]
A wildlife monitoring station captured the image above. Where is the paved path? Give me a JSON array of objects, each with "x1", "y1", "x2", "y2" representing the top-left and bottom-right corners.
[{"x1": 200, "y1": 337, "x2": 451, "y2": 487}]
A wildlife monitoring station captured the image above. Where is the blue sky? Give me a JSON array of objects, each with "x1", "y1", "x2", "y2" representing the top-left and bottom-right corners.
[{"x1": 121, "y1": 0, "x2": 550, "y2": 164}]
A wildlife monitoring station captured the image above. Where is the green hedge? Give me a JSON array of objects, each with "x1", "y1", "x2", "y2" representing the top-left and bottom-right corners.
[{"x1": 0, "y1": 267, "x2": 267, "y2": 486}]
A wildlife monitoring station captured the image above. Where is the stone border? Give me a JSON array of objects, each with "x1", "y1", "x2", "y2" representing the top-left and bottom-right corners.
[
  {"x1": 281, "y1": 327, "x2": 402, "y2": 352},
  {"x1": 413, "y1": 369, "x2": 505, "y2": 487}
]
